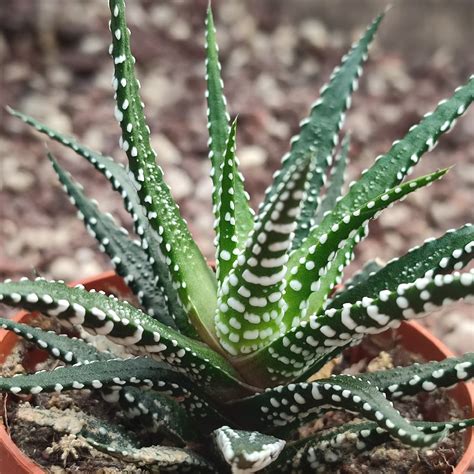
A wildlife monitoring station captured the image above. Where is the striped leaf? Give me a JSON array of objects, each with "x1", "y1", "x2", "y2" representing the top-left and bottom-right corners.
[
  {"x1": 232, "y1": 375, "x2": 446, "y2": 447},
  {"x1": 289, "y1": 75, "x2": 474, "y2": 272},
  {"x1": 205, "y1": 8, "x2": 253, "y2": 254},
  {"x1": 108, "y1": 0, "x2": 219, "y2": 350},
  {"x1": 330, "y1": 223, "x2": 474, "y2": 309},
  {"x1": 8, "y1": 108, "x2": 194, "y2": 337},
  {"x1": 237, "y1": 271, "x2": 474, "y2": 386},
  {"x1": 213, "y1": 426, "x2": 285, "y2": 473},
  {"x1": 283, "y1": 168, "x2": 448, "y2": 329},
  {"x1": 50, "y1": 154, "x2": 177, "y2": 328},
  {"x1": 263, "y1": 13, "x2": 384, "y2": 242},
  {"x1": 216, "y1": 157, "x2": 310, "y2": 356},
  {"x1": 0, "y1": 278, "x2": 248, "y2": 400}
]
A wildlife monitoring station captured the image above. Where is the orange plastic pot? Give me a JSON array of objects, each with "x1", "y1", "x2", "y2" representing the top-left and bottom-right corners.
[{"x1": 0, "y1": 271, "x2": 473, "y2": 472}]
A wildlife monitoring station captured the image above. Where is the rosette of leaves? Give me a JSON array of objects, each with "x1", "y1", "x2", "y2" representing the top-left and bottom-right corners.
[{"x1": 1, "y1": 1, "x2": 474, "y2": 472}]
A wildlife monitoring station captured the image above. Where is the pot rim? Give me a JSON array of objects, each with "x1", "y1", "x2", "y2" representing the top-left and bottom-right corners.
[{"x1": 0, "y1": 270, "x2": 472, "y2": 473}]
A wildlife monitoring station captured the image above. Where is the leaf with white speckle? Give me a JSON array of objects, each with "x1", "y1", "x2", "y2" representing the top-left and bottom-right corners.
[
  {"x1": 17, "y1": 405, "x2": 216, "y2": 472},
  {"x1": 216, "y1": 157, "x2": 310, "y2": 356},
  {"x1": 232, "y1": 375, "x2": 446, "y2": 448},
  {"x1": 213, "y1": 426, "x2": 285, "y2": 473},
  {"x1": 8, "y1": 108, "x2": 193, "y2": 337},
  {"x1": 238, "y1": 270, "x2": 474, "y2": 387},
  {"x1": 264, "y1": 13, "x2": 384, "y2": 248},
  {"x1": 290, "y1": 75, "x2": 474, "y2": 271},
  {"x1": 311, "y1": 134, "x2": 350, "y2": 228},
  {"x1": 283, "y1": 168, "x2": 449, "y2": 330},
  {"x1": 50, "y1": 154, "x2": 176, "y2": 328},
  {"x1": 0, "y1": 316, "x2": 105, "y2": 364},
  {"x1": 108, "y1": 0, "x2": 220, "y2": 351},
  {"x1": 205, "y1": 8, "x2": 254, "y2": 255},
  {"x1": 360, "y1": 352, "x2": 474, "y2": 399},
  {"x1": 215, "y1": 120, "x2": 252, "y2": 284},
  {"x1": 275, "y1": 417, "x2": 474, "y2": 472},
  {"x1": 330, "y1": 223, "x2": 474, "y2": 309},
  {"x1": 0, "y1": 278, "x2": 248, "y2": 401}
]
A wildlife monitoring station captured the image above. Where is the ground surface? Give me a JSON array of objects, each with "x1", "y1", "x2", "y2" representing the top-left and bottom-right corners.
[{"x1": 0, "y1": 0, "x2": 473, "y2": 355}]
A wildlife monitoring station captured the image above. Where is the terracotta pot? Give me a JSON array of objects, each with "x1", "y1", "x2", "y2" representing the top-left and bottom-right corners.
[{"x1": 0, "y1": 271, "x2": 473, "y2": 472}]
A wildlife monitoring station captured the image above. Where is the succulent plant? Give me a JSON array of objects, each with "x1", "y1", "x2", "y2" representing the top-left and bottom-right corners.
[{"x1": 1, "y1": 0, "x2": 474, "y2": 472}]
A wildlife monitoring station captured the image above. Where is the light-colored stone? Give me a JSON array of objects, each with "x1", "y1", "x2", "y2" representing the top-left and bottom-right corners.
[
  {"x1": 164, "y1": 166, "x2": 192, "y2": 201},
  {"x1": 80, "y1": 35, "x2": 105, "y2": 55},
  {"x1": 299, "y1": 19, "x2": 328, "y2": 49},
  {"x1": 443, "y1": 318, "x2": 474, "y2": 354},
  {"x1": 1, "y1": 157, "x2": 34, "y2": 192},
  {"x1": 142, "y1": 73, "x2": 182, "y2": 109},
  {"x1": 239, "y1": 145, "x2": 267, "y2": 168},
  {"x1": 151, "y1": 134, "x2": 182, "y2": 164}
]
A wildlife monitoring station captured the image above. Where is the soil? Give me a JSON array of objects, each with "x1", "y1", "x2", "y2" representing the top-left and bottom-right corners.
[
  {"x1": 0, "y1": 315, "x2": 144, "y2": 473},
  {"x1": 302, "y1": 333, "x2": 467, "y2": 473},
  {"x1": 0, "y1": 317, "x2": 468, "y2": 473}
]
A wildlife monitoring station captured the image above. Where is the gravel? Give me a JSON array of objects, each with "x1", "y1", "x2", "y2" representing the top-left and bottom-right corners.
[{"x1": 0, "y1": 0, "x2": 473, "y2": 355}]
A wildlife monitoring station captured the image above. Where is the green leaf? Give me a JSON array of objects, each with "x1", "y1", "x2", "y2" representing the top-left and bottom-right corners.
[
  {"x1": 0, "y1": 314, "x2": 106, "y2": 363},
  {"x1": 213, "y1": 426, "x2": 285, "y2": 473},
  {"x1": 231, "y1": 375, "x2": 446, "y2": 447},
  {"x1": 0, "y1": 315, "x2": 227, "y2": 433},
  {"x1": 108, "y1": 0, "x2": 220, "y2": 350},
  {"x1": 264, "y1": 12, "x2": 384, "y2": 245},
  {"x1": 215, "y1": 119, "x2": 251, "y2": 284},
  {"x1": 360, "y1": 352, "x2": 474, "y2": 399},
  {"x1": 204, "y1": 6, "x2": 229, "y2": 168},
  {"x1": 205, "y1": 8, "x2": 254, "y2": 253},
  {"x1": 283, "y1": 168, "x2": 449, "y2": 329},
  {"x1": 216, "y1": 157, "x2": 311, "y2": 356},
  {"x1": 0, "y1": 356, "x2": 190, "y2": 397},
  {"x1": 311, "y1": 134, "x2": 350, "y2": 228},
  {"x1": 330, "y1": 224, "x2": 474, "y2": 309},
  {"x1": 0, "y1": 357, "x2": 198, "y2": 444},
  {"x1": 16, "y1": 405, "x2": 216, "y2": 472},
  {"x1": 305, "y1": 225, "x2": 367, "y2": 317},
  {"x1": 342, "y1": 259, "x2": 384, "y2": 291},
  {"x1": 0, "y1": 346, "x2": 228, "y2": 439},
  {"x1": 238, "y1": 270, "x2": 474, "y2": 387},
  {"x1": 278, "y1": 417, "x2": 474, "y2": 472},
  {"x1": 7, "y1": 107, "x2": 194, "y2": 337},
  {"x1": 0, "y1": 278, "x2": 249, "y2": 400},
  {"x1": 83, "y1": 411, "x2": 217, "y2": 472},
  {"x1": 113, "y1": 378, "x2": 230, "y2": 438},
  {"x1": 112, "y1": 387, "x2": 199, "y2": 445},
  {"x1": 290, "y1": 74, "x2": 474, "y2": 270},
  {"x1": 50, "y1": 154, "x2": 177, "y2": 328}
]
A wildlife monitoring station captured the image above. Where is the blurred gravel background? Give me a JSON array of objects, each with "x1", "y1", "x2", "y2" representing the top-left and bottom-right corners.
[{"x1": 0, "y1": 0, "x2": 473, "y2": 352}]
